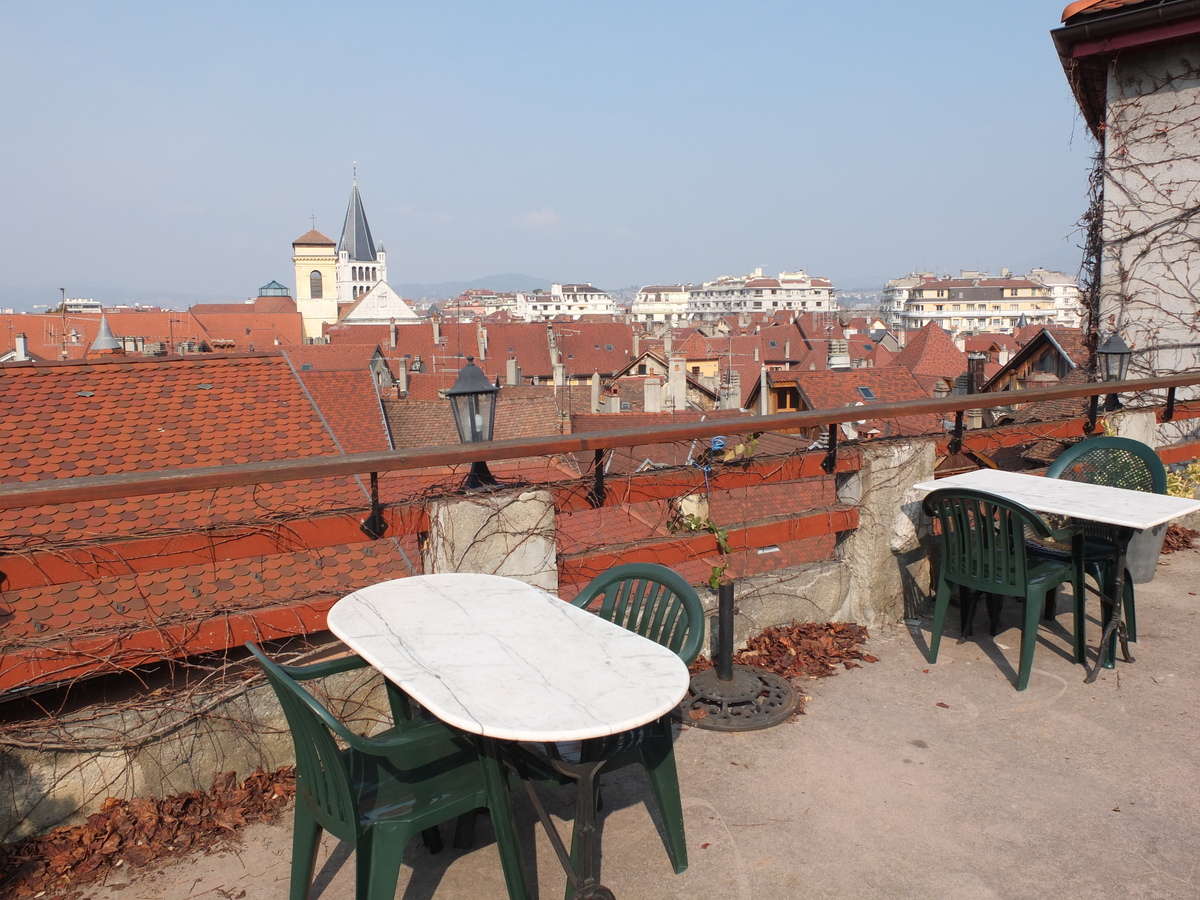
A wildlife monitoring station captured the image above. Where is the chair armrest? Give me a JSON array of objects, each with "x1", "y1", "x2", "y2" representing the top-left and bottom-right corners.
[{"x1": 274, "y1": 653, "x2": 371, "y2": 681}]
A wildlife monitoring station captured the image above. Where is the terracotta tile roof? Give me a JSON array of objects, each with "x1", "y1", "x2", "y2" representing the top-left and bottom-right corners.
[
  {"x1": 0, "y1": 542, "x2": 412, "y2": 649},
  {"x1": 189, "y1": 311, "x2": 303, "y2": 350},
  {"x1": 557, "y1": 500, "x2": 673, "y2": 556},
  {"x1": 295, "y1": 369, "x2": 391, "y2": 453},
  {"x1": 1062, "y1": 0, "x2": 1144, "y2": 21},
  {"x1": 552, "y1": 322, "x2": 634, "y2": 376},
  {"x1": 283, "y1": 343, "x2": 381, "y2": 372},
  {"x1": 382, "y1": 385, "x2": 562, "y2": 450},
  {"x1": 480, "y1": 323, "x2": 554, "y2": 377},
  {"x1": 788, "y1": 367, "x2": 944, "y2": 436},
  {"x1": 0, "y1": 354, "x2": 336, "y2": 485},
  {"x1": 293, "y1": 229, "x2": 335, "y2": 245},
  {"x1": 190, "y1": 297, "x2": 297, "y2": 315},
  {"x1": 891, "y1": 323, "x2": 968, "y2": 379}
]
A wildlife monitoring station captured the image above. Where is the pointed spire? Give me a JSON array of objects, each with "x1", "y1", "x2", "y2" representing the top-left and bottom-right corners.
[
  {"x1": 90, "y1": 314, "x2": 121, "y2": 352},
  {"x1": 339, "y1": 178, "x2": 377, "y2": 261}
]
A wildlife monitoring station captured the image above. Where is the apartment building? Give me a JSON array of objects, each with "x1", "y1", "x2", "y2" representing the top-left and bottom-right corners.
[
  {"x1": 515, "y1": 283, "x2": 616, "y2": 320},
  {"x1": 685, "y1": 269, "x2": 837, "y2": 318},
  {"x1": 881, "y1": 269, "x2": 1082, "y2": 335}
]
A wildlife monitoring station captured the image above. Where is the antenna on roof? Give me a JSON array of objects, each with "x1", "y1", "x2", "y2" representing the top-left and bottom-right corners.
[
  {"x1": 310, "y1": 213, "x2": 316, "y2": 229},
  {"x1": 353, "y1": 160, "x2": 357, "y2": 182}
]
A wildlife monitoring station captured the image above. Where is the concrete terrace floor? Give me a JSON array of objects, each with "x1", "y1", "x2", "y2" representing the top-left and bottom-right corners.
[{"x1": 84, "y1": 546, "x2": 1200, "y2": 900}]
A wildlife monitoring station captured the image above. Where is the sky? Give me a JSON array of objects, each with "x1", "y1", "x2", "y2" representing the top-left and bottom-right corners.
[{"x1": 1, "y1": 1, "x2": 1094, "y2": 308}]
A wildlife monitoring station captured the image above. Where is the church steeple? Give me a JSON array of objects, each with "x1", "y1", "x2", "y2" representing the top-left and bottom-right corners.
[{"x1": 338, "y1": 178, "x2": 377, "y2": 262}]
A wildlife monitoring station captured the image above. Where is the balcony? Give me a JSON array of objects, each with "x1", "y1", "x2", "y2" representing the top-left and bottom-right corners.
[{"x1": 2, "y1": 373, "x2": 1200, "y2": 895}]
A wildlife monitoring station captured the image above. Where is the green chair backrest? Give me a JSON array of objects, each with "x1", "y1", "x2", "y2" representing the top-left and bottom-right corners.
[
  {"x1": 923, "y1": 488, "x2": 1055, "y2": 596},
  {"x1": 572, "y1": 563, "x2": 705, "y2": 665},
  {"x1": 246, "y1": 643, "x2": 360, "y2": 843},
  {"x1": 1046, "y1": 436, "x2": 1167, "y2": 494}
]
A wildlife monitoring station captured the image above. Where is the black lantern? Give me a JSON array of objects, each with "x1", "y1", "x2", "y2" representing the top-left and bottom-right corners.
[
  {"x1": 1097, "y1": 332, "x2": 1132, "y2": 412},
  {"x1": 447, "y1": 356, "x2": 500, "y2": 489},
  {"x1": 1097, "y1": 332, "x2": 1132, "y2": 383}
]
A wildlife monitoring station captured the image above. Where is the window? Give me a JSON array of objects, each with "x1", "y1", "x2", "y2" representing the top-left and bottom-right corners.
[
  {"x1": 857, "y1": 386, "x2": 877, "y2": 401},
  {"x1": 936, "y1": 305, "x2": 944, "y2": 311},
  {"x1": 309, "y1": 270, "x2": 323, "y2": 298},
  {"x1": 637, "y1": 364, "x2": 647, "y2": 375},
  {"x1": 1010, "y1": 289, "x2": 1019, "y2": 296},
  {"x1": 605, "y1": 344, "x2": 613, "y2": 350}
]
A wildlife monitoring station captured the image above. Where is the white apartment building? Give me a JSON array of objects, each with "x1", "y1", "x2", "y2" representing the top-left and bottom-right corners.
[
  {"x1": 685, "y1": 269, "x2": 837, "y2": 318},
  {"x1": 515, "y1": 283, "x2": 616, "y2": 320},
  {"x1": 882, "y1": 269, "x2": 1082, "y2": 335},
  {"x1": 630, "y1": 285, "x2": 691, "y2": 323}
]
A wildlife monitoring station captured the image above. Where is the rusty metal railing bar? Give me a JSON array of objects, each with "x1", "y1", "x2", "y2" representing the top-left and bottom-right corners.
[{"x1": 1, "y1": 371, "x2": 1198, "y2": 511}]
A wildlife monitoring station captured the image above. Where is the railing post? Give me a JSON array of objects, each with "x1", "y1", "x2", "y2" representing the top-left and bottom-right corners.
[
  {"x1": 948, "y1": 410, "x2": 965, "y2": 456},
  {"x1": 1164, "y1": 386, "x2": 1177, "y2": 421},
  {"x1": 822, "y1": 424, "x2": 839, "y2": 474},
  {"x1": 1083, "y1": 394, "x2": 1100, "y2": 435},
  {"x1": 360, "y1": 471, "x2": 388, "y2": 538},
  {"x1": 587, "y1": 449, "x2": 606, "y2": 508}
]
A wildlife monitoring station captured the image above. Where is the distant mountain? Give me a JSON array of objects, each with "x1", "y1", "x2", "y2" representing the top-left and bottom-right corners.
[{"x1": 394, "y1": 274, "x2": 552, "y2": 300}]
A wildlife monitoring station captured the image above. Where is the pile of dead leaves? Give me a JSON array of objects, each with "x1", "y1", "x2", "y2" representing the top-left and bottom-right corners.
[
  {"x1": 1162, "y1": 523, "x2": 1198, "y2": 554},
  {"x1": 691, "y1": 621, "x2": 879, "y2": 681},
  {"x1": 0, "y1": 766, "x2": 296, "y2": 900}
]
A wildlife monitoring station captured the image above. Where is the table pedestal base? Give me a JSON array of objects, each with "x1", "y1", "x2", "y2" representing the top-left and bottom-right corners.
[{"x1": 516, "y1": 748, "x2": 616, "y2": 900}]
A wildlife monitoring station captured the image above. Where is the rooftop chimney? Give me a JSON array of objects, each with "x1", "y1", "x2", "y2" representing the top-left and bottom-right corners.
[
  {"x1": 390, "y1": 317, "x2": 397, "y2": 349},
  {"x1": 506, "y1": 358, "x2": 521, "y2": 386},
  {"x1": 432, "y1": 315, "x2": 441, "y2": 345},
  {"x1": 759, "y1": 367, "x2": 770, "y2": 416},
  {"x1": 644, "y1": 376, "x2": 663, "y2": 413},
  {"x1": 396, "y1": 359, "x2": 409, "y2": 394},
  {"x1": 591, "y1": 373, "x2": 602, "y2": 413},
  {"x1": 14, "y1": 333, "x2": 28, "y2": 361},
  {"x1": 668, "y1": 354, "x2": 686, "y2": 411}
]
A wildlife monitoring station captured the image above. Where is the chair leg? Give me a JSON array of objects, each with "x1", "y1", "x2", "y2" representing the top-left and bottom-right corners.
[
  {"x1": 479, "y1": 737, "x2": 531, "y2": 900},
  {"x1": 290, "y1": 808, "x2": 323, "y2": 900},
  {"x1": 986, "y1": 593, "x2": 1004, "y2": 636},
  {"x1": 452, "y1": 810, "x2": 478, "y2": 849},
  {"x1": 1071, "y1": 577, "x2": 1086, "y2": 665},
  {"x1": 421, "y1": 825, "x2": 443, "y2": 854},
  {"x1": 958, "y1": 586, "x2": 974, "y2": 637},
  {"x1": 1016, "y1": 591, "x2": 1042, "y2": 691},
  {"x1": 928, "y1": 577, "x2": 952, "y2": 663},
  {"x1": 358, "y1": 825, "x2": 410, "y2": 900},
  {"x1": 1042, "y1": 588, "x2": 1057, "y2": 622},
  {"x1": 639, "y1": 723, "x2": 688, "y2": 874}
]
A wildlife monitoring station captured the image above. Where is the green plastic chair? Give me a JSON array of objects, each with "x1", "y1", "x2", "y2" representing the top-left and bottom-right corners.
[
  {"x1": 923, "y1": 488, "x2": 1084, "y2": 691},
  {"x1": 541, "y1": 563, "x2": 703, "y2": 882},
  {"x1": 1045, "y1": 436, "x2": 1166, "y2": 664},
  {"x1": 572, "y1": 562, "x2": 706, "y2": 666},
  {"x1": 246, "y1": 643, "x2": 529, "y2": 900}
]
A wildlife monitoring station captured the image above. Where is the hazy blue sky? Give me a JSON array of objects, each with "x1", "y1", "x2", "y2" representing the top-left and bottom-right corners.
[{"x1": 2, "y1": 1, "x2": 1091, "y2": 307}]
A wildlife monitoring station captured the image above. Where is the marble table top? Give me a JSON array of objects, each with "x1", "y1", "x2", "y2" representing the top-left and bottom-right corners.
[
  {"x1": 327, "y1": 573, "x2": 691, "y2": 743},
  {"x1": 912, "y1": 469, "x2": 1200, "y2": 530}
]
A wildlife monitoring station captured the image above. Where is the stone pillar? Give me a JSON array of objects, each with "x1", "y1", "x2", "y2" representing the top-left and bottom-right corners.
[
  {"x1": 836, "y1": 438, "x2": 937, "y2": 623},
  {"x1": 424, "y1": 490, "x2": 557, "y2": 592}
]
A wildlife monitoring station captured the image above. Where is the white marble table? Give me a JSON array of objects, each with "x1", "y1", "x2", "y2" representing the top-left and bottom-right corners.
[
  {"x1": 912, "y1": 468, "x2": 1200, "y2": 530},
  {"x1": 327, "y1": 573, "x2": 690, "y2": 743},
  {"x1": 912, "y1": 468, "x2": 1200, "y2": 680}
]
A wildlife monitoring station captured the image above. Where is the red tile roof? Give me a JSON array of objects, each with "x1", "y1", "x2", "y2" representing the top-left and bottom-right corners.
[
  {"x1": 785, "y1": 367, "x2": 944, "y2": 436},
  {"x1": 552, "y1": 322, "x2": 634, "y2": 376},
  {"x1": 189, "y1": 310, "x2": 303, "y2": 351},
  {"x1": 891, "y1": 323, "x2": 968, "y2": 380},
  {"x1": 295, "y1": 369, "x2": 391, "y2": 453}
]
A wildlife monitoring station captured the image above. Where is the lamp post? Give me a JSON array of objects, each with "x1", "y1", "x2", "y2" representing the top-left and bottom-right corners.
[
  {"x1": 446, "y1": 356, "x2": 500, "y2": 489},
  {"x1": 1097, "y1": 332, "x2": 1132, "y2": 411}
]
